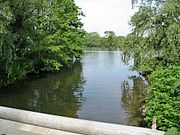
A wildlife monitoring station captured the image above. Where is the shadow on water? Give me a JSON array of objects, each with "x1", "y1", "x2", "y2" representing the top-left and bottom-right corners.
[{"x1": 0, "y1": 62, "x2": 85, "y2": 118}]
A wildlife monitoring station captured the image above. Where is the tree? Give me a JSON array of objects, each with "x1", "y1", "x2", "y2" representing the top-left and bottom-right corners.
[
  {"x1": 128, "y1": 0, "x2": 180, "y2": 72},
  {"x1": 85, "y1": 32, "x2": 101, "y2": 47},
  {"x1": 103, "y1": 31, "x2": 117, "y2": 47},
  {"x1": 0, "y1": 0, "x2": 84, "y2": 86},
  {"x1": 84, "y1": 31, "x2": 125, "y2": 48},
  {"x1": 127, "y1": 0, "x2": 180, "y2": 131}
]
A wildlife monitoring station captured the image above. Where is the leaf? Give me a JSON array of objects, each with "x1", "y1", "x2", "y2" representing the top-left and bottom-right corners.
[
  {"x1": 175, "y1": 101, "x2": 180, "y2": 108},
  {"x1": 165, "y1": 127, "x2": 180, "y2": 135},
  {"x1": 174, "y1": 78, "x2": 180, "y2": 89}
]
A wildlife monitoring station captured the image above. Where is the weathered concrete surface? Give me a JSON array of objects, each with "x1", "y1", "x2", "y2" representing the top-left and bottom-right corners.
[
  {"x1": 0, "y1": 119, "x2": 82, "y2": 135},
  {"x1": 0, "y1": 106, "x2": 165, "y2": 135}
]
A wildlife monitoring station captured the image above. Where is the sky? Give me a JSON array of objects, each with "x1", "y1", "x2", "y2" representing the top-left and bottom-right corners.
[{"x1": 75, "y1": 0, "x2": 136, "y2": 36}]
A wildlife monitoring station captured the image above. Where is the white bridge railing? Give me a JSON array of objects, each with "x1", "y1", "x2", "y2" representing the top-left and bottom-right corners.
[{"x1": 0, "y1": 106, "x2": 164, "y2": 135}]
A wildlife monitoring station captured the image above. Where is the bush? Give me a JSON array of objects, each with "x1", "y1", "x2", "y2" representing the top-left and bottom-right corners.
[{"x1": 145, "y1": 66, "x2": 180, "y2": 131}]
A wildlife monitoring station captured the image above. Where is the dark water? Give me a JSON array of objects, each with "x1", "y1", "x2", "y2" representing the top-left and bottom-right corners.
[{"x1": 0, "y1": 48, "x2": 147, "y2": 126}]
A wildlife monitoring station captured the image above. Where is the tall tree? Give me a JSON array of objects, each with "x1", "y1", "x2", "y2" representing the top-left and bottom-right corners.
[
  {"x1": 128, "y1": 0, "x2": 180, "y2": 131},
  {"x1": 128, "y1": 0, "x2": 180, "y2": 71},
  {"x1": 0, "y1": 0, "x2": 84, "y2": 86},
  {"x1": 103, "y1": 31, "x2": 117, "y2": 47},
  {"x1": 84, "y1": 32, "x2": 101, "y2": 47}
]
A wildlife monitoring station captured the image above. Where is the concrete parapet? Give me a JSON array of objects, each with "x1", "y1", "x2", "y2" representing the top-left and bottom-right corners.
[
  {"x1": 0, "y1": 106, "x2": 164, "y2": 135},
  {"x1": 0, "y1": 119, "x2": 82, "y2": 135}
]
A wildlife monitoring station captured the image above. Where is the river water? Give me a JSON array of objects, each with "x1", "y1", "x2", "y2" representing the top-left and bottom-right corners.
[{"x1": 0, "y1": 48, "x2": 147, "y2": 126}]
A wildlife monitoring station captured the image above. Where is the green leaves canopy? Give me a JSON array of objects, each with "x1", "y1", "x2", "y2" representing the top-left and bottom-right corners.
[
  {"x1": 127, "y1": 0, "x2": 180, "y2": 71},
  {"x1": 84, "y1": 31, "x2": 125, "y2": 48},
  {"x1": 0, "y1": 0, "x2": 84, "y2": 86}
]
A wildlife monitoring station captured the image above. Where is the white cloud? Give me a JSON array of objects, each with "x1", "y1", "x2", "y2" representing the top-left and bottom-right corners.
[{"x1": 75, "y1": 0, "x2": 136, "y2": 36}]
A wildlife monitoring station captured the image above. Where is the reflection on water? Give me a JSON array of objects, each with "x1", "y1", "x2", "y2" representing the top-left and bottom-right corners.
[
  {"x1": 0, "y1": 48, "x2": 146, "y2": 126},
  {"x1": 0, "y1": 62, "x2": 85, "y2": 118},
  {"x1": 121, "y1": 76, "x2": 146, "y2": 126}
]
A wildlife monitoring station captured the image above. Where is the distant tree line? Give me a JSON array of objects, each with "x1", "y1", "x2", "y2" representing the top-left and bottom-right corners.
[{"x1": 84, "y1": 31, "x2": 125, "y2": 48}]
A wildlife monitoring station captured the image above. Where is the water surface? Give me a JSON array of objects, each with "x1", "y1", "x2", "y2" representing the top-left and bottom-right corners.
[{"x1": 0, "y1": 48, "x2": 146, "y2": 126}]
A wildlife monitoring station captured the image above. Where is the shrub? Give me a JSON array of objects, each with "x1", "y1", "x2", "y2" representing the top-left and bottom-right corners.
[{"x1": 145, "y1": 66, "x2": 180, "y2": 131}]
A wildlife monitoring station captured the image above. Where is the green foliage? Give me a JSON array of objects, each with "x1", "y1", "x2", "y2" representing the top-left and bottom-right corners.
[
  {"x1": 42, "y1": 58, "x2": 63, "y2": 72},
  {"x1": 122, "y1": 0, "x2": 180, "y2": 72},
  {"x1": 125, "y1": 0, "x2": 180, "y2": 131},
  {"x1": 145, "y1": 66, "x2": 180, "y2": 131},
  {"x1": 84, "y1": 32, "x2": 101, "y2": 47},
  {"x1": 0, "y1": 0, "x2": 84, "y2": 86},
  {"x1": 84, "y1": 31, "x2": 125, "y2": 48},
  {"x1": 174, "y1": 78, "x2": 180, "y2": 90},
  {"x1": 103, "y1": 31, "x2": 117, "y2": 47},
  {"x1": 165, "y1": 127, "x2": 180, "y2": 135}
]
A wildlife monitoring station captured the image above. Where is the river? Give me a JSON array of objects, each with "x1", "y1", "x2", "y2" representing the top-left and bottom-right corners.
[{"x1": 0, "y1": 48, "x2": 147, "y2": 126}]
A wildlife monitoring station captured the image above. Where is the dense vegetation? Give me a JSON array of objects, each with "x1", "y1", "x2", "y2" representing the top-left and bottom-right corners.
[
  {"x1": 146, "y1": 66, "x2": 180, "y2": 131},
  {"x1": 121, "y1": 0, "x2": 180, "y2": 132},
  {"x1": 0, "y1": 0, "x2": 84, "y2": 86},
  {"x1": 128, "y1": 0, "x2": 180, "y2": 72},
  {"x1": 84, "y1": 31, "x2": 125, "y2": 47}
]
